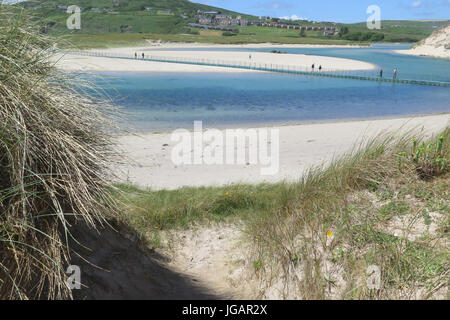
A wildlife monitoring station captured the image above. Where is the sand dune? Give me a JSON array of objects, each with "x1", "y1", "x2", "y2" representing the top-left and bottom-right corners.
[{"x1": 395, "y1": 23, "x2": 450, "y2": 59}]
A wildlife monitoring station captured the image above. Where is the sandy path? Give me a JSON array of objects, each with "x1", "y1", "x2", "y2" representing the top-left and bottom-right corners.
[
  {"x1": 114, "y1": 114, "x2": 450, "y2": 190},
  {"x1": 161, "y1": 224, "x2": 251, "y2": 299}
]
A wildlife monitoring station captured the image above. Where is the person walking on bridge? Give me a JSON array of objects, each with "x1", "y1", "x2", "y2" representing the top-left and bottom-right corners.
[
  {"x1": 311, "y1": 63, "x2": 315, "y2": 72},
  {"x1": 380, "y1": 69, "x2": 383, "y2": 78},
  {"x1": 393, "y1": 68, "x2": 398, "y2": 80}
]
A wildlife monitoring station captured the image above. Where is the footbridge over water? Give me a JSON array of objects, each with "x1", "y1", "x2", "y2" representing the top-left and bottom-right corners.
[{"x1": 67, "y1": 51, "x2": 450, "y2": 87}]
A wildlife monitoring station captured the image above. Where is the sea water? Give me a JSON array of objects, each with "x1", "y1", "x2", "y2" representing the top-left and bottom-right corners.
[{"x1": 91, "y1": 45, "x2": 450, "y2": 132}]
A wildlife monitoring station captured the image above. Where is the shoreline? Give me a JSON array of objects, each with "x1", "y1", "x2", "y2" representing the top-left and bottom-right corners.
[
  {"x1": 394, "y1": 49, "x2": 450, "y2": 59},
  {"x1": 114, "y1": 114, "x2": 450, "y2": 190},
  {"x1": 117, "y1": 112, "x2": 450, "y2": 136}
]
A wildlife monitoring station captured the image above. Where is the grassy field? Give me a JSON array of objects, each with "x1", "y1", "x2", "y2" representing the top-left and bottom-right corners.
[
  {"x1": 347, "y1": 20, "x2": 449, "y2": 42},
  {"x1": 115, "y1": 128, "x2": 450, "y2": 299},
  {"x1": 61, "y1": 33, "x2": 366, "y2": 49},
  {"x1": 18, "y1": 0, "x2": 255, "y2": 35},
  {"x1": 58, "y1": 20, "x2": 449, "y2": 49}
]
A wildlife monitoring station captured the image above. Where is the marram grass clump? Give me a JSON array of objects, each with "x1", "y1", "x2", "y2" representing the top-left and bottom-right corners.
[{"x1": 0, "y1": 7, "x2": 118, "y2": 299}]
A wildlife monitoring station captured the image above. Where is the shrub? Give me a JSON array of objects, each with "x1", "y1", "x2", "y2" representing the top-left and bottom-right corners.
[
  {"x1": 222, "y1": 31, "x2": 237, "y2": 37},
  {"x1": 0, "y1": 7, "x2": 118, "y2": 299},
  {"x1": 410, "y1": 132, "x2": 448, "y2": 178},
  {"x1": 342, "y1": 31, "x2": 385, "y2": 42}
]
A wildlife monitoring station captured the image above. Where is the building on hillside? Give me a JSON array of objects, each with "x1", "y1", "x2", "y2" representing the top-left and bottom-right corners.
[
  {"x1": 216, "y1": 14, "x2": 232, "y2": 19},
  {"x1": 199, "y1": 16, "x2": 212, "y2": 24},
  {"x1": 239, "y1": 19, "x2": 250, "y2": 26},
  {"x1": 215, "y1": 16, "x2": 232, "y2": 25},
  {"x1": 145, "y1": 7, "x2": 153, "y2": 11},
  {"x1": 323, "y1": 30, "x2": 336, "y2": 36}
]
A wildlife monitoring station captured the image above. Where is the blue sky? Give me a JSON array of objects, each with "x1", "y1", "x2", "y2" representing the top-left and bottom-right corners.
[{"x1": 191, "y1": 0, "x2": 450, "y2": 22}]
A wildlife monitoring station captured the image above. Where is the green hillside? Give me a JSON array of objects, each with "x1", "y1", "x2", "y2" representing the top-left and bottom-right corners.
[
  {"x1": 12, "y1": 1, "x2": 450, "y2": 48},
  {"x1": 16, "y1": 0, "x2": 256, "y2": 34},
  {"x1": 345, "y1": 20, "x2": 449, "y2": 42}
]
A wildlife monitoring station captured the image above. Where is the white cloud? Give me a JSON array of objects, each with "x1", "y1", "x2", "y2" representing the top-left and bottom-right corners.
[
  {"x1": 411, "y1": 1, "x2": 422, "y2": 7},
  {"x1": 279, "y1": 14, "x2": 308, "y2": 21}
]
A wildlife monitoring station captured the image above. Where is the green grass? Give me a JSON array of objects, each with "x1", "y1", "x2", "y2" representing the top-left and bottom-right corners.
[
  {"x1": 17, "y1": 0, "x2": 255, "y2": 35},
  {"x1": 115, "y1": 128, "x2": 449, "y2": 299},
  {"x1": 61, "y1": 33, "x2": 151, "y2": 49},
  {"x1": 346, "y1": 20, "x2": 449, "y2": 42},
  {"x1": 60, "y1": 33, "x2": 366, "y2": 49}
]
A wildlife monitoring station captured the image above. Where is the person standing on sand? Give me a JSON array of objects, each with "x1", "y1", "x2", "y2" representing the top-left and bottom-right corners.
[
  {"x1": 142, "y1": 53, "x2": 145, "y2": 59},
  {"x1": 312, "y1": 63, "x2": 315, "y2": 72},
  {"x1": 319, "y1": 65, "x2": 322, "y2": 72},
  {"x1": 135, "y1": 52, "x2": 137, "y2": 59},
  {"x1": 249, "y1": 54, "x2": 252, "y2": 60}
]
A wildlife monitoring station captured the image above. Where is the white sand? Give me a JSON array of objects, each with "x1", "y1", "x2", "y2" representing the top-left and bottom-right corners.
[
  {"x1": 114, "y1": 114, "x2": 450, "y2": 190},
  {"x1": 56, "y1": 45, "x2": 376, "y2": 73},
  {"x1": 395, "y1": 48, "x2": 450, "y2": 59},
  {"x1": 395, "y1": 24, "x2": 450, "y2": 59}
]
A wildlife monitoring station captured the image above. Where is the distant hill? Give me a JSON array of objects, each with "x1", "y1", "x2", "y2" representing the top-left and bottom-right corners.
[
  {"x1": 16, "y1": 0, "x2": 256, "y2": 34},
  {"x1": 410, "y1": 23, "x2": 450, "y2": 58},
  {"x1": 12, "y1": 1, "x2": 450, "y2": 47},
  {"x1": 345, "y1": 20, "x2": 450, "y2": 42}
]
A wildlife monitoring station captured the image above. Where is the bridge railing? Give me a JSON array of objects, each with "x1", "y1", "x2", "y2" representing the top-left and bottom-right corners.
[{"x1": 64, "y1": 51, "x2": 450, "y2": 86}]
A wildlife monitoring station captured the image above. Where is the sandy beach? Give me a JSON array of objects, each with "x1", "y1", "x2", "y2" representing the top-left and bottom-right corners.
[
  {"x1": 395, "y1": 48, "x2": 450, "y2": 59},
  {"x1": 56, "y1": 44, "x2": 376, "y2": 73},
  {"x1": 395, "y1": 23, "x2": 450, "y2": 59},
  {"x1": 114, "y1": 114, "x2": 450, "y2": 190}
]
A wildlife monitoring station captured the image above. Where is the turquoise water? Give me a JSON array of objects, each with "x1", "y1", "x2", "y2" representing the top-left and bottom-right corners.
[
  {"x1": 93, "y1": 45, "x2": 450, "y2": 132},
  {"x1": 147, "y1": 44, "x2": 450, "y2": 82}
]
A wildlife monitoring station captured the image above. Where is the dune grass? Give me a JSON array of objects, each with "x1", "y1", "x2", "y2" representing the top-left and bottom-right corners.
[
  {"x1": 116, "y1": 127, "x2": 449, "y2": 299},
  {"x1": 0, "y1": 7, "x2": 119, "y2": 299}
]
